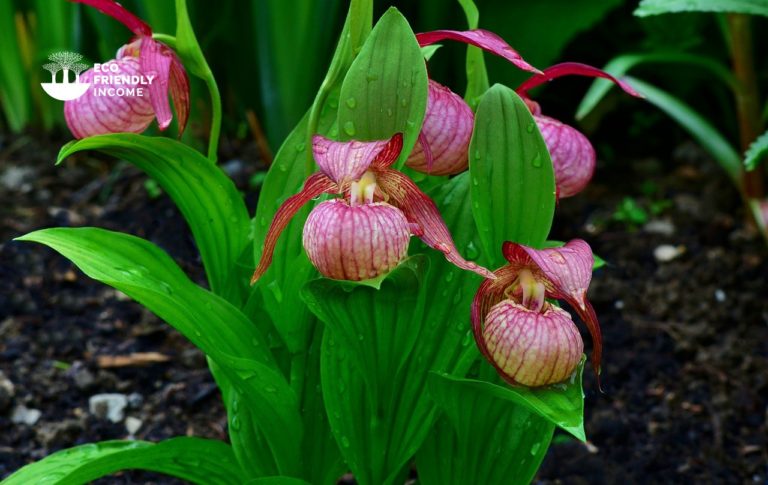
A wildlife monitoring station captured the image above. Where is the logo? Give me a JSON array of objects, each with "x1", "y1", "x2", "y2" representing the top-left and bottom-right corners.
[{"x1": 40, "y1": 51, "x2": 90, "y2": 101}]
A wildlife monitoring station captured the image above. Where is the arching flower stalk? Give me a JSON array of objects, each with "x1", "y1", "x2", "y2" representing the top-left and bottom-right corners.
[
  {"x1": 64, "y1": 0, "x2": 189, "y2": 138},
  {"x1": 472, "y1": 240, "x2": 601, "y2": 388},
  {"x1": 409, "y1": 29, "x2": 540, "y2": 175},
  {"x1": 516, "y1": 63, "x2": 643, "y2": 198},
  {"x1": 251, "y1": 133, "x2": 495, "y2": 283}
]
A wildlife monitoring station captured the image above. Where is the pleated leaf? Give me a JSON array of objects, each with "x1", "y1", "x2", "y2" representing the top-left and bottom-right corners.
[{"x1": 469, "y1": 84, "x2": 555, "y2": 264}]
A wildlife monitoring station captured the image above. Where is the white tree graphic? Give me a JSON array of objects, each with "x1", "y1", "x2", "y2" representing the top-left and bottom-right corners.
[
  {"x1": 42, "y1": 63, "x2": 61, "y2": 83},
  {"x1": 71, "y1": 62, "x2": 89, "y2": 83},
  {"x1": 48, "y1": 51, "x2": 84, "y2": 84}
]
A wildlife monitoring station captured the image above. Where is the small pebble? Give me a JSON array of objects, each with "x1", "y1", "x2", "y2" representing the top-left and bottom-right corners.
[
  {"x1": 127, "y1": 392, "x2": 144, "y2": 408},
  {"x1": 89, "y1": 393, "x2": 128, "y2": 423},
  {"x1": 125, "y1": 416, "x2": 143, "y2": 436},
  {"x1": 714, "y1": 289, "x2": 726, "y2": 303},
  {"x1": 644, "y1": 219, "x2": 675, "y2": 236},
  {"x1": 0, "y1": 371, "x2": 15, "y2": 411},
  {"x1": 614, "y1": 300, "x2": 625, "y2": 310},
  {"x1": 11, "y1": 405, "x2": 42, "y2": 425},
  {"x1": 654, "y1": 244, "x2": 685, "y2": 263}
]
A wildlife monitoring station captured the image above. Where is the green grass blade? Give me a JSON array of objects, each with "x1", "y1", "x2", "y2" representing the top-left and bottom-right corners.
[{"x1": 635, "y1": 0, "x2": 768, "y2": 17}]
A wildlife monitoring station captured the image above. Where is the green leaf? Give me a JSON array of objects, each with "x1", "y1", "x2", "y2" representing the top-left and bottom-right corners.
[
  {"x1": 305, "y1": 258, "x2": 427, "y2": 485},
  {"x1": 635, "y1": 0, "x2": 768, "y2": 17},
  {"x1": 0, "y1": 0, "x2": 30, "y2": 132},
  {"x1": 249, "y1": 479, "x2": 313, "y2": 485},
  {"x1": 575, "y1": 53, "x2": 737, "y2": 121},
  {"x1": 431, "y1": 358, "x2": 588, "y2": 442},
  {"x1": 58, "y1": 134, "x2": 250, "y2": 305},
  {"x1": 15, "y1": 228, "x2": 302, "y2": 475},
  {"x1": 3, "y1": 438, "x2": 245, "y2": 485},
  {"x1": 457, "y1": 0, "x2": 489, "y2": 109},
  {"x1": 416, "y1": 374, "x2": 555, "y2": 485},
  {"x1": 623, "y1": 77, "x2": 742, "y2": 185},
  {"x1": 745, "y1": 129, "x2": 768, "y2": 170},
  {"x1": 469, "y1": 84, "x2": 556, "y2": 266},
  {"x1": 337, "y1": 7, "x2": 429, "y2": 168},
  {"x1": 173, "y1": 0, "x2": 210, "y2": 79}
]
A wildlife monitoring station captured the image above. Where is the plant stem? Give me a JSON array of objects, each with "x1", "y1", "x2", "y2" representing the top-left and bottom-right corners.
[{"x1": 727, "y1": 14, "x2": 764, "y2": 199}]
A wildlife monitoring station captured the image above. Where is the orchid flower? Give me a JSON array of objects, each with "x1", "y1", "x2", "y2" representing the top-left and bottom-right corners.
[
  {"x1": 408, "y1": 30, "x2": 540, "y2": 175},
  {"x1": 64, "y1": 0, "x2": 189, "y2": 139},
  {"x1": 515, "y1": 63, "x2": 642, "y2": 198},
  {"x1": 472, "y1": 240, "x2": 601, "y2": 387},
  {"x1": 251, "y1": 133, "x2": 495, "y2": 283}
]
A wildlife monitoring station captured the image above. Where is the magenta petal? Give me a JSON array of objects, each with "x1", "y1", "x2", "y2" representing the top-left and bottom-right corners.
[
  {"x1": 503, "y1": 240, "x2": 602, "y2": 380},
  {"x1": 72, "y1": 0, "x2": 152, "y2": 37},
  {"x1": 406, "y1": 80, "x2": 474, "y2": 175},
  {"x1": 376, "y1": 168, "x2": 495, "y2": 279},
  {"x1": 251, "y1": 173, "x2": 337, "y2": 284},
  {"x1": 517, "y1": 62, "x2": 643, "y2": 97},
  {"x1": 415, "y1": 29, "x2": 539, "y2": 73},
  {"x1": 536, "y1": 115, "x2": 595, "y2": 198},
  {"x1": 168, "y1": 51, "x2": 190, "y2": 136},
  {"x1": 140, "y1": 39, "x2": 174, "y2": 131},
  {"x1": 312, "y1": 133, "x2": 403, "y2": 186},
  {"x1": 64, "y1": 57, "x2": 155, "y2": 138}
]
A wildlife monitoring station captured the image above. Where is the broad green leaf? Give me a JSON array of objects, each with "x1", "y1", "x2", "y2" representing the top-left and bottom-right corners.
[
  {"x1": 576, "y1": 53, "x2": 736, "y2": 121},
  {"x1": 0, "y1": 0, "x2": 30, "y2": 132},
  {"x1": 16, "y1": 228, "x2": 302, "y2": 475},
  {"x1": 635, "y1": 0, "x2": 768, "y2": 17},
  {"x1": 305, "y1": 258, "x2": 427, "y2": 485},
  {"x1": 3, "y1": 438, "x2": 245, "y2": 485},
  {"x1": 457, "y1": 0, "x2": 489, "y2": 109},
  {"x1": 431, "y1": 357, "x2": 588, "y2": 441},
  {"x1": 421, "y1": 44, "x2": 442, "y2": 61},
  {"x1": 469, "y1": 84, "x2": 555, "y2": 266},
  {"x1": 417, "y1": 374, "x2": 555, "y2": 485},
  {"x1": 250, "y1": 479, "x2": 313, "y2": 485},
  {"x1": 58, "y1": 135, "x2": 250, "y2": 305},
  {"x1": 624, "y1": 77, "x2": 742, "y2": 185},
  {"x1": 337, "y1": 7, "x2": 429, "y2": 168},
  {"x1": 745, "y1": 129, "x2": 768, "y2": 170},
  {"x1": 253, "y1": 0, "x2": 343, "y2": 146}
]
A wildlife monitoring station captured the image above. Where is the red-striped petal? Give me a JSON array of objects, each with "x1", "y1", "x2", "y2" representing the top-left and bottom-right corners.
[
  {"x1": 483, "y1": 300, "x2": 583, "y2": 387},
  {"x1": 303, "y1": 200, "x2": 411, "y2": 281},
  {"x1": 536, "y1": 115, "x2": 595, "y2": 198},
  {"x1": 502, "y1": 240, "x2": 602, "y2": 380},
  {"x1": 312, "y1": 133, "x2": 403, "y2": 186},
  {"x1": 72, "y1": 0, "x2": 152, "y2": 37},
  {"x1": 251, "y1": 173, "x2": 337, "y2": 284},
  {"x1": 406, "y1": 80, "x2": 474, "y2": 175},
  {"x1": 416, "y1": 29, "x2": 539, "y2": 73},
  {"x1": 64, "y1": 57, "x2": 155, "y2": 138},
  {"x1": 168, "y1": 51, "x2": 190, "y2": 136},
  {"x1": 376, "y1": 168, "x2": 495, "y2": 279},
  {"x1": 516, "y1": 62, "x2": 643, "y2": 97},
  {"x1": 140, "y1": 39, "x2": 173, "y2": 131}
]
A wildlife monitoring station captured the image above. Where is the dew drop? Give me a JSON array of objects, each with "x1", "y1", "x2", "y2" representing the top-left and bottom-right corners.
[
  {"x1": 472, "y1": 177, "x2": 480, "y2": 186},
  {"x1": 230, "y1": 416, "x2": 241, "y2": 431},
  {"x1": 343, "y1": 121, "x2": 356, "y2": 136},
  {"x1": 328, "y1": 98, "x2": 339, "y2": 109},
  {"x1": 386, "y1": 108, "x2": 394, "y2": 117},
  {"x1": 278, "y1": 164, "x2": 288, "y2": 172},
  {"x1": 464, "y1": 241, "x2": 479, "y2": 260},
  {"x1": 531, "y1": 153, "x2": 542, "y2": 168},
  {"x1": 530, "y1": 442, "x2": 541, "y2": 455},
  {"x1": 366, "y1": 73, "x2": 379, "y2": 82},
  {"x1": 400, "y1": 98, "x2": 408, "y2": 107},
  {"x1": 341, "y1": 436, "x2": 351, "y2": 448},
  {"x1": 345, "y1": 97, "x2": 357, "y2": 109},
  {"x1": 526, "y1": 122, "x2": 535, "y2": 133},
  {"x1": 295, "y1": 142, "x2": 306, "y2": 152},
  {"x1": 445, "y1": 271, "x2": 454, "y2": 282}
]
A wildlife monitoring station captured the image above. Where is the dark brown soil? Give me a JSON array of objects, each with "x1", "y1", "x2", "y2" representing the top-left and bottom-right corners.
[{"x1": 1, "y1": 132, "x2": 766, "y2": 484}]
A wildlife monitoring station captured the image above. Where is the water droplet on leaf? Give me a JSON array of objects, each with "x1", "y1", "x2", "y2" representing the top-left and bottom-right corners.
[
  {"x1": 345, "y1": 97, "x2": 357, "y2": 109},
  {"x1": 343, "y1": 121, "x2": 356, "y2": 136}
]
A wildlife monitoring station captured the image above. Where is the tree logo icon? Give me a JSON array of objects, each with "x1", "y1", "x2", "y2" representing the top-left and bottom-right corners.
[{"x1": 40, "y1": 51, "x2": 91, "y2": 101}]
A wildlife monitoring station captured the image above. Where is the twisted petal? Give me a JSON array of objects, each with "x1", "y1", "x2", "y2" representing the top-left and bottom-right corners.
[
  {"x1": 503, "y1": 240, "x2": 602, "y2": 380},
  {"x1": 251, "y1": 173, "x2": 337, "y2": 284},
  {"x1": 312, "y1": 133, "x2": 403, "y2": 186},
  {"x1": 376, "y1": 168, "x2": 494, "y2": 279},
  {"x1": 406, "y1": 80, "x2": 474, "y2": 175},
  {"x1": 516, "y1": 62, "x2": 643, "y2": 97},
  {"x1": 139, "y1": 38, "x2": 190, "y2": 134},
  {"x1": 416, "y1": 29, "x2": 539, "y2": 73},
  {"x1": 73, "y1": 0, "x2": 152, "y2": 37},
  {"x1": 536, "y1": 115, "x2": 595, "y2": 198},
  {"x1": 64, "y1": 57, "x2": 155, "y2": 138},
  {"x1": 303, "y1": 200, "x2": 410, "y2": 281}
]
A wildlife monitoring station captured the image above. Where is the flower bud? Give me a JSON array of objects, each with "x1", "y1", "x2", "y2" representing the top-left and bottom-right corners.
[
  {"x1": 482, "y1": 300, "x2": 583, "y2": 387},
  {"x1": 406, "y1": 80, "x2": 474, "y2": 175},
  {"x1": 535, "y1": 115, "x2": 595, "y2": 198},
  {"x1": 302, "y1": 199, "x2": 410, "y2": 281}
]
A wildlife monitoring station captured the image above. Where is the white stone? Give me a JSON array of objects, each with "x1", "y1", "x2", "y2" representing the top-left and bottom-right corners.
[
  {"x1": 125, "y1": 416, "x2": 143, "y2": 435},
  {"x1": 654, "y1": 244, "x2": 684, "y2": 263},
  {"x1": 89, "y1": 393, "x2": 128, "y2": 423},
  {"x1": 11, "y1": 405, "x2": 42, "y2": 425}
]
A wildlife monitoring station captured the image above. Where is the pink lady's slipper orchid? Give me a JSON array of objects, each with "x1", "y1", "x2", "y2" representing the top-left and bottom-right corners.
[
  {"x1": 251, "y1": 133, "x2": 495, "y2": 283},
  {"x1": 408, "y1": 30, "x2": 540, "y2": 175},
  {"x1": 64, "y1": 0, "x2": 189, "y2": 138},
  {"x1": 472, "y1": 240, "x2": 601, "y2": 388},
  {"x1": 516, "y1": 63, "x2": 642, "y2": 198}
]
